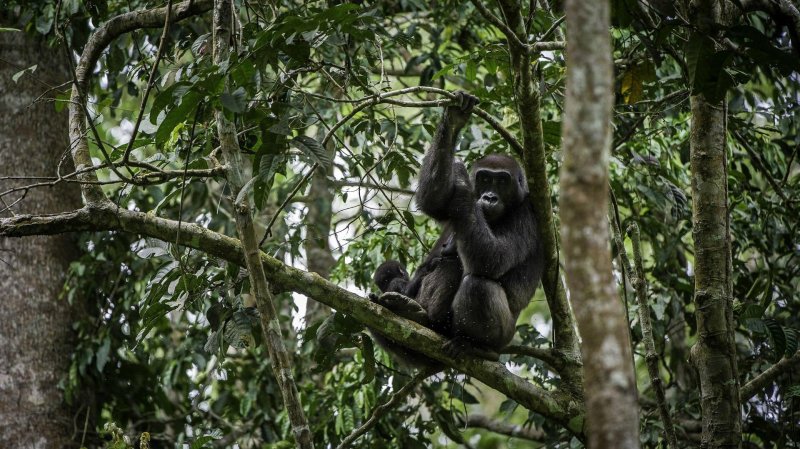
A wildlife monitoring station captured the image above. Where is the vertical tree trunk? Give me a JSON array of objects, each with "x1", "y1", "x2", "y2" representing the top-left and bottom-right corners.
[
  {"x1": 0, "y1": 29, "x2": 81, "y2": 448},
  {"x1": 684, "y1": 1, "x2": 742, "y2": 447},
  {"x1": 495, "y1": 0, "x2": 582, "y2": 395},
  {"x1": 559, "y1": 1, "x2": 640, "y2": 447},
  {"x1": 689, "y1": 93, "x2": 741, "y2": 449},
  {"x1": 212, "y1": 2, "x2": 313, "y2": 448},
  {"x1": 302, "y1": 155, "x2": 335, "y2": 326}
]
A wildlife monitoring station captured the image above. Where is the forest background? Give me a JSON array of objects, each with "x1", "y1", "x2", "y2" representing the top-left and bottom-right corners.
[{"x1": 1, "y1": 0, "x2": 799, "y2": 448}]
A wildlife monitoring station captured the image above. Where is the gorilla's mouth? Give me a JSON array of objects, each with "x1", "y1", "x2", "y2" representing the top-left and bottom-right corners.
[{"x1": 479, "y1": 199, "x2": 504, "y2": 221}]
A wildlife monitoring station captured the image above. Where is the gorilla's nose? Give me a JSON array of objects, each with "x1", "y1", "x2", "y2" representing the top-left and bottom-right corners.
[{"x1": 482, "y1": 193, "x2": 498, "y2": 204}]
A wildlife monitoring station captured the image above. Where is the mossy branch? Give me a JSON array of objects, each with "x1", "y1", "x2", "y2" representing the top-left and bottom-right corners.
[{"x1": 0, "y1": 206, "x2": 581, "y2": 432}]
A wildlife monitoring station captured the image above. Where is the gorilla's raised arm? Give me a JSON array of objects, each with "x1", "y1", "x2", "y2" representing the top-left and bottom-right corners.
[{"x1": 416, "y1": 92, "x2": 479, "y2": 221}]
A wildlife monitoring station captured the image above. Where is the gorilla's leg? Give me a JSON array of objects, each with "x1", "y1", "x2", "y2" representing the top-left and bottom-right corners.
[
  {"x1": 446, "y1": 275, "x2": 515, "y2": 358},
  {"x1": 416, "y1": 256, "x2": 462, "y2": 335}
]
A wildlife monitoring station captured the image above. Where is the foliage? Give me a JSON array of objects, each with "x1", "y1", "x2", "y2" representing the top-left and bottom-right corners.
[{"x1": 3, "y1": 0, "x2": 799, "y2": 447}]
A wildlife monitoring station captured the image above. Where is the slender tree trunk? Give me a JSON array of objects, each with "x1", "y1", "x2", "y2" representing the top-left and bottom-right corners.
[
  {"x1": 689, "y1": 93, "x2": 741, "y2": 449},
  {"x1": 495, "y1": 0, "x2": 582, "y2": 397},
  {"x1": 559, "y1": 1, "x2": 640, "y2": 447},
  {"x1": 684, "y1": 1, "x2": 742, "y2": 446},
  {"x1": 0, "y1": 29, "x2": 81, "y2": 448},
  {"x1": 302, "y1": 148, "x2": 335, "y2": 326},
  {"x1": 212, "y1": 2, "x2": 313, "y2": 448}
]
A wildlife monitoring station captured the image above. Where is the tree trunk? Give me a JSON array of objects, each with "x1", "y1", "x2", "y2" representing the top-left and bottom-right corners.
[
  {"x1": 689, "y1": 93, "x2": 741, "y2": 449},
  {"x1": 302, "y1": 150, "x2": 335, "y2": 326},
  {"x1": 212, "y1": 2, "x2": 314, "y2": 447},
  {"x1": 0, "y1": 29, "x2": 81, "y2": 448},
  {"x1": 684, "y1": 1, "x2": 742, "y2": 447},
  {"x1": 559, "y1": 1, "x2": 641, "y2": 447}
]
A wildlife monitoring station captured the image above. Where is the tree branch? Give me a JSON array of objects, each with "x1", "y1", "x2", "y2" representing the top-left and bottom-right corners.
[
  {"x1": 469, "y1": 0, "x2": 528, "y2": 50},
  {"x1": 615, "y1": 222, "x2": 678, "y2": 449},
  {"x1": 319, "y1": 86, "x2": 524, "y2": 156},
  {"x1": 496, "y1": 0, "x2": 582, "y2": 391},
  {"x1": 741, "y1": 350, "x2": 800, "y2": 401},
  {"x1": 335, "y1": 369, "x2": 434, "y2": 449},
  {"x1": 0, "y1": 206, "x2": 581, "y2": 432},
  {"x1": 212, "y1": 1, "x2": 313, "y2": 448},
  {"x1": 66, "y1": 0, "x2": 213, "y2": 205},
  {"x1": 503, "y1": 345, "x2": 574, "y2": 374}
]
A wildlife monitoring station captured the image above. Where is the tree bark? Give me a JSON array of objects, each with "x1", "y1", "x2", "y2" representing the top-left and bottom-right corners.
[
  {"x1": 302, "y1": 145, "x2": 335, "y2": 325},
  {"x1": 0, "y1": 29, "x2": 81, "y2": 448},
  {"x1": 212, "y1": 2, "x2": 314, "y2": 448},
  {"x1": 559, "y1": 0, "x2": 641, "y2": 447},
  {"x1": 494, "y1": 0, "x2": 582, "y2": 396},
  {"x1": 689, "y1": 93, "x2": 741, "y2": 449},
  {"x1": 682, "y1": 4, "x2": 741, "y2": 447}
]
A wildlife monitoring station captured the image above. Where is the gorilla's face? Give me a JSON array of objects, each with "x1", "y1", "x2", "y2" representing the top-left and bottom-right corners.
[{"x1": 474, "y1": 168, "x2": 517, "y2": 223}]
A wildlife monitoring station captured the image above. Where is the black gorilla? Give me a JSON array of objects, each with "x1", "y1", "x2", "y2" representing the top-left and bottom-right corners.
[{"x1": 372, "y1": 91, "x2": 542, "y2": 362}]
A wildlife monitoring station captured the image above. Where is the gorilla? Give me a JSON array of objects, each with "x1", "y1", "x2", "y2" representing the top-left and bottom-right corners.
[{"x1": 371, "y1": 91, "x2": 543, "y2": 364}]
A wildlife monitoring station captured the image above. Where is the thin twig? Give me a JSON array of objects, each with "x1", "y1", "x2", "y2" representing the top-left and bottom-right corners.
[
  {"x1": 469, "y1": 0, "x2": 528, "y2": 49},
  {"x1": 260, "y1": 165, "x2": 317, "y2": 246},
  {"x1": 318, "y1": 86, "x2": 524, "y2": 156},
  {"x1": 731, "y1": 130, "x2": 791, "y2": 204},
  {"x1": 539, "y1": 15, "x2": 565, "y2": 42}
]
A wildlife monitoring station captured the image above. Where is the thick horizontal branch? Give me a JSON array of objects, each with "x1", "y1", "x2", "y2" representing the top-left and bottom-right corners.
[
  {"x1": 741, "y1": 350, "x2": 800, "y2": 401},
  {"x1": 0, "y1": 206, "x2": 581, "y2": 431}
]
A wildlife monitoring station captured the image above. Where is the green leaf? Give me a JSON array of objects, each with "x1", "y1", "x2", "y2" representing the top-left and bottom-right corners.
[
  {"x1": 0, "y1": 27, "x2": 21, "y2": 32},
  {"x1": 240, "y1": 390, "x2": 254, "y2": 417},
  {"x1": 685, "y1": 32, "x2": 715, "y2": 89},
  {"x1": 542, "y1": 120, "x2": 562, "y2": 146},
  {"x1": 203, "y1": 330, "x2": 222, "y2": 354},
  {"x1": 465, "y1": 59, "x2": 477, "y2": 82},
  {"x1": 156, "y1": 91, "x2": 201, "y2": 146},
  {"x1": 783, "y1": 328, "x2": 798, "y2": 357},
  {"x1": 12, "y1": 65, "x2": 37, "y2": 83},
  {"x1": 234, "y1": 176, "x2": 258, "y2": 207},
  {"x1": 684, "y1": 32, "x2": 734, "y2": 102},
  {"x1": 290, "y1": 135, "x2": 331, "y2": 168},
  {"x1": 765, "y1": 319, "x2": 786, "y2": 358},
  {"x1": 95, "y1": 337, "x2": 111, "y2": 372},
  {"x1": 220, "y1": 87, "x2": 248, "y2": 114},
  {"x1": 150, "y1": 82, "x2": 190, "y2": 125},
  {"x1": 253, "y1": 148, "x2": 287, "y2": 209},
  {"x1": 499, "y1": 398, "x2": 518, "y2": 415},
  {"x1": 35, "y1": 5, "x2": 54, "y2": 35},
  {"x1": 360, "y1": 335, "x2": 375, "y2": 384},
  {"x1": 190, "y1": 430, "x2": 222, "y2": 449},
  {"x1": 432, "y1": 410, "x2": 464, "y2": 443}
]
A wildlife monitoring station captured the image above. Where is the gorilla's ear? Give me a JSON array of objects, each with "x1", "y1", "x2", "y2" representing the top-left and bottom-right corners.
[{"x1": 518, "y1": 167, "x2": 529, "y2": 195}]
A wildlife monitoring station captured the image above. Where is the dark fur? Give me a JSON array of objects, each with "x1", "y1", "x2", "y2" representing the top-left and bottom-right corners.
[{"x1": 372, "y1": 91, "x2": 543, "y2": 363}]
